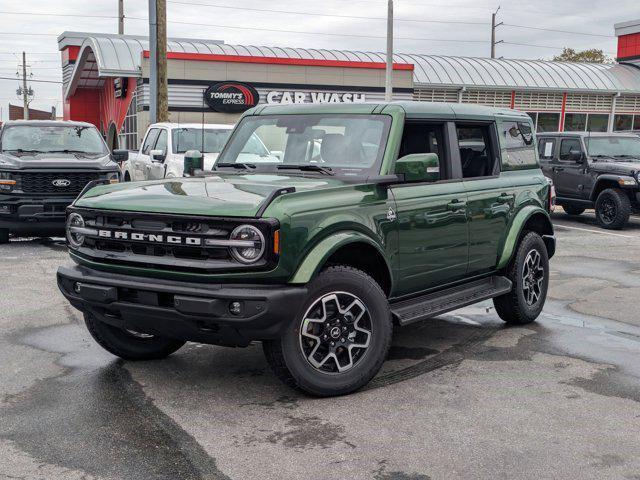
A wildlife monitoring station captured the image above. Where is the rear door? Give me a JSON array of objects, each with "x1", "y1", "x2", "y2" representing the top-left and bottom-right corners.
[
  {"x1": 390, "y1": 121, "x2": 469, "y2": 296},
  {"x1": 458, "y1": 121, "x2": 516, "y2": 276},
  {"x1": 554, "y1": 136, "x2": 586, "y2": 198},
  {"x1": 538, "y1": 136, "x2": 556, "y2": 178}
]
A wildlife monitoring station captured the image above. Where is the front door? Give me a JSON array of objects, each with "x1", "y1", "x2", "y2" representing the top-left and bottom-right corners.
[
  {"x1": 554, "y1": 137, "x2": 586, "y2": 199},
  {"x1": 147, "y1": 129, "x2": 169, "y2": 180}
]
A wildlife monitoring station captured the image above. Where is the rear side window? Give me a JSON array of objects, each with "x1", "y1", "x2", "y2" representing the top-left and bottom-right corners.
[
  {"x1": 559, "y1": 138, "x2": 581, "y2": 161},
  {"x1": 457, "y1": 124, "x2": 496, "y2": 179},
  {"x1": 499, "y1": 121, "x2": 538, "y2": 169},
  {"x1": 538, "y1": 138, "x2": 556, "y2": 160}
]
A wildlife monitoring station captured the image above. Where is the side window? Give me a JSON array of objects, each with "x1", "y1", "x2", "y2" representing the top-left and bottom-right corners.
[
  {"x1": 538, "y1": 138, "x2": 556, "y2": 160},
  {"x1": 142, "y1": 128, "x2": 160, "y2": 155},
  {"x1": 559, "y1": 138, "x2": 581, "y2": 161},
  {"x1": 398, "y1": 122, "x2": 446, "y2": 181},
  {"x1": 154, "y1": 129, "x2": 168, "y2": 153},
  {"x1": 500, "y1": 121, "x2": 538, "y2": 169},
  {"x1": 457, "y1": 124, "x2": 495, "y2": 179}
]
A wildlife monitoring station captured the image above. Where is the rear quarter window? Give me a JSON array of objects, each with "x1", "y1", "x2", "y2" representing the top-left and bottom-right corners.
[{"x1": 498, "y1": 120, "x2": 539, "y2": 170}]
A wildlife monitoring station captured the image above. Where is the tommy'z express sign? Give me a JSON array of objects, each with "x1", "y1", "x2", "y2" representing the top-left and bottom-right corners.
[{"x1": 204, "y1": 82, "x2": 259, "y2": 113}]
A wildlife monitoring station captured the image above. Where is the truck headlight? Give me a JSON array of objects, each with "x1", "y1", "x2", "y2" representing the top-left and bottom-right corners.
[
  {"x1": 229, "y1": 225, "x2": 265, "y2": 264},
  {"x1": 66, "y1": 212, "x2": 86, "y2": 249},
  {"x1": 636, "y1": 172, "x2": 640, "y2": 182},
  {"x1": 106, "y1": 172, "x2": 120, "y2": 184},
  {"x1": 0, "y1": 171, "x2": 16, "y2": 193}
]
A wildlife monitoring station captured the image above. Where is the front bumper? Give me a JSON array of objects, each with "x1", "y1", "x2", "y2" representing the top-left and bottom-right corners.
[
  {"x1": 0, "y1": 195, "x2": 75, "y2": 234},
  {"x1": 57, "y1": 264, "x2": 307, "y2": 347}
]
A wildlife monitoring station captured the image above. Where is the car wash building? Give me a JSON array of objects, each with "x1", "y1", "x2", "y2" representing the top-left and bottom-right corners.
[{"x1": 58, "y1": 25, "x2": 640, "y2": 150}]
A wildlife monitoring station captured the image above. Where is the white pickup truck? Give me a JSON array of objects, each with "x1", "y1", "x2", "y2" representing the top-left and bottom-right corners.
[{"x1": 123, "y1": 122, "x2": 280, "y2": 181}]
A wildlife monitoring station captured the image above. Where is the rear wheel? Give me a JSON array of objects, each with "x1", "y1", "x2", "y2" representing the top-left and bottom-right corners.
[
  {"x1": 84, "y1": 312, "x2": 185, "y2": 360},
  {"x1": 263, "y1": 266, "x2": 392, "y2": 397},
  {"x1": 595, "y1": 188, "x2": 631, "y2": 230},
  {"x1": 0, "y1": 229, "x2": 8, "y2": 244},
  {"x1": 562, "y1": 204, "x2": 585, "y2": 216},
  {"x1": 494, "y1": 231, "x2": 549, "y2": 325}
]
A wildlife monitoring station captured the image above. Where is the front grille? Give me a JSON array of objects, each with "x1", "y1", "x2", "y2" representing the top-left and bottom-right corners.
[
  {"x1": 71, "y1": 209, "x2": 279, "y2": 273},
  {"x1": 19, "y1": 172, "x2": 101, "y2": 194}
]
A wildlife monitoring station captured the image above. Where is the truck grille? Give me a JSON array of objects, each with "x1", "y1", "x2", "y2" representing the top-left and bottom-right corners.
[
  {"x1": 71, "y1": 209, "x2": 278, "y2": 274},
  {"x1": 19, "y1": 172, "x2": 101, "y2": 194}
]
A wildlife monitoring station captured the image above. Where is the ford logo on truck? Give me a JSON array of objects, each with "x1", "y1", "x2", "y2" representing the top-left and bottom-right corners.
[{"x1": 52, "y1": 179, "x2": 71, "y2": 187}]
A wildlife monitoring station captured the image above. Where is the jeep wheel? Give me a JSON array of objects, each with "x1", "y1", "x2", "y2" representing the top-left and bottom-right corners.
[
  {"x1": 493, "y1": 231, "x2": 549, "y2": 325},
  {"x1": 0, "y1": 229, "x2": 9, "y2": 244},
  {"x1": 84, "y1": 312, "x2": 185, "y2": 360},
  {"x1": 263, "y1": 266, "x2": 392, "y2": 397},
  {"x1": 562, "y1": 204, "x2": 585, "y2": 216},
  {"x1": 595, "y1": 188, "x2": 631, "y2": 230}
]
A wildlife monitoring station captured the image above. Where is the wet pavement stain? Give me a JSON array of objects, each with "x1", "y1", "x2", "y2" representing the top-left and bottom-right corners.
[
  {"x1": 1, "y1": 324, "x2": 230, "y2": 480},
  {"x1": 265, "y1": 415, "x2": 354, "y2": 450},
  {"x1": 374, "y1": 461, "x2": 431, "y2": 480},
  {"x1": 387, "y1": 346, "x2": 438, "y2": 361}
]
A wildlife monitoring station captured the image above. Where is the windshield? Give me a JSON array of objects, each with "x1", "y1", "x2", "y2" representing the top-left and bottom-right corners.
[
  {"x1": 172, "y1": 128, "x2": 232, "y2": 154},
  {"x1": 585, "y1": 136, "x2": 640, "y2": 159},
  {"x1": 216, "y1": 114, "x2": 392, "y2": 176},
  {"x1": 0, "y1": 125, "x2": 108, "y2": 155}
]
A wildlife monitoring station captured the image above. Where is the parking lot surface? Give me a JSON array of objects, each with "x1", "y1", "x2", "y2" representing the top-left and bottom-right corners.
[{"x1": 2, "y1": 209, "x2": 640, "y2": 480}]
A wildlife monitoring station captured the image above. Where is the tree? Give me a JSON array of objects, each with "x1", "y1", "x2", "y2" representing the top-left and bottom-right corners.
[{"x1": 552, "y1": 48, "x2": 613, "y2": 64}]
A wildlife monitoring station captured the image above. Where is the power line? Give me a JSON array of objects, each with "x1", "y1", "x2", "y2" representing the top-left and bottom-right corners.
[
  {"x1": 0, "y1": 10, "x2": 117, "y2": 19},
  {"x1": 0, "y1": 32, "x2": 58, "y2": 37},
  {"x1": 0, "y1": 76, "x2": 61, "y2": 84},
  {"x1": 501, "y1": 23, "x2": 614, "y2": 38},
  {"x1": 501, "y1": 41, "x2": 616, "y2": 55},
  {"x1": 165, "y1": 0, "x2": 488, "y2": 25},
  {"x1": 127, "y1": 16, "x2": 488, "y2": 43}
]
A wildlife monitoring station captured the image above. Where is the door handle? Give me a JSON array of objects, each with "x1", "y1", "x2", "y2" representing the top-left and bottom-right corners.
[
  {"x1": 497, "y1": 193, "x2": 514, "y2": 204},
  {"x1": 553, "y1": 166, "x2": 564, "y2": 172},
  {"x1": 447, "y1": 200, "x2": 467, "y2": 211}
]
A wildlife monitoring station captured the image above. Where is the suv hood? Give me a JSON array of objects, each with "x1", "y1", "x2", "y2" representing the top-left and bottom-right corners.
[
  {"x1": 0, "y1": 152, "x2": 117, "y2": 170},
  {"x1": 590, "y1": 158, "x2": 640, "y2": 175},
  {"x1": 75, "y1": 173, "x2": 350, "y2": 217}
]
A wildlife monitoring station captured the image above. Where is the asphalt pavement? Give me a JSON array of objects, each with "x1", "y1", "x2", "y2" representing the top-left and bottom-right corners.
[{"x1": 2, "y1": 209, "x2": 640, "y2": 480}]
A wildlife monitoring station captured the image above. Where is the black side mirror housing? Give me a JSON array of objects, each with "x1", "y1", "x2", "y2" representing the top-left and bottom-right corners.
[
  {"x1": 111, "y1": 149, "x2": 129, "y2": 163},
  {"x1": 568, "y1": 149, "x2": 583, "y2": 163}
]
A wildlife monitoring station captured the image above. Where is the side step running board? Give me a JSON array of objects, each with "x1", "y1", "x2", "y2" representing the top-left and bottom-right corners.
[{"x1": 391, "y1": 276, "x2": 512, "y2": 326}]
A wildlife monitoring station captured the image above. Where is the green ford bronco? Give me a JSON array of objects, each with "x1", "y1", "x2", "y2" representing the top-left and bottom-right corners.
[{"x1": 57, "y1": 102, "x2": 555, "y2": 396}]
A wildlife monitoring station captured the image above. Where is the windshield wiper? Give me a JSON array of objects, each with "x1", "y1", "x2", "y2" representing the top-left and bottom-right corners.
[
  {"x1": 215, "y1": 162, "x2": 257, "y2": 171},
  {"x1": 276, "y1": 164, "x2": 335, "y2": 176},
  {"x1": 3, "y1": 149, "x2": 45, "y2": 154}
]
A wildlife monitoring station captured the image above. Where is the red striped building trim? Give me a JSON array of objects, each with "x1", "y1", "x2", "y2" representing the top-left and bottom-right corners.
[{"x1": 142, "y1": 51, "x2": 414, "y2": 71}]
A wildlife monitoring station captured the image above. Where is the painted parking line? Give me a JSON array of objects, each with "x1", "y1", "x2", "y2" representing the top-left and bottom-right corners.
[{"x1": 553, "y1": 223, "x2": 636, "y2": 238}]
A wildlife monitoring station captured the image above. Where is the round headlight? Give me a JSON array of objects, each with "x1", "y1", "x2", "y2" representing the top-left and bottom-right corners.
[
  {"x1": 636, "y1": 171, "x2": 640, "y2": 182},
  {"x1": 66, "y1": 212, "x2": 85, "y2": 249},
  {"x1": 229, "y1": 225, "x2": 265, "y2": 264}
]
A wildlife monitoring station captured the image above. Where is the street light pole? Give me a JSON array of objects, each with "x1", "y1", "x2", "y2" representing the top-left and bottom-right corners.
[
  {"x1": 385, "y1": 0, "x2": 393, "y2": 102},
  {"x1": 491, "y1": 6, "x2": 502, "y2": 59}
]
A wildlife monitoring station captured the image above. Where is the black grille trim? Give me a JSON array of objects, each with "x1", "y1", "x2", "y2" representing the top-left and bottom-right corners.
[{"x1": 17, "y1": 171, "x2": 101, "y2": 195}]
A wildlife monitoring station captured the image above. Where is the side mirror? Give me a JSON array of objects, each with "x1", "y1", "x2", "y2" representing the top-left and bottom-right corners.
[
  {"x1": 568, "y1": 149, "x2": 583, "y2": 163},
  {"x1": 184, "y1": 150, "x2": 204, "y2": 176},
  {"x1": 150, "y1": 149, "x2": 166, "y2": 162},
  {"x1": 111, "y1": 149, "x2": 129, "y2": 163},
  {"x1": 394, "y1": 153, "x2": 440, "y2": 183}
]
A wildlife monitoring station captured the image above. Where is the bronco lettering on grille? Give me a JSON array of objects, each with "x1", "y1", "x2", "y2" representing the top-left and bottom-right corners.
[{"x1": 97, "y1": 229, "x2": 202, "y2": 245}]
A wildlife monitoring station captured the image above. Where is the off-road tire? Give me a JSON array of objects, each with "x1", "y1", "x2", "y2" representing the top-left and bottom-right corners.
[
  {"x1": 263, "y1": 266, "x2": 392, "y2": 397},
  {"x1": 562, "y1": 204, "x2": 585, "y2": 216},
  {"x1": 84, "y1": 312, "x2": 185, "y2": 360},
  {"x1": 595, "y1": 188, "x2": 631, "y2": 230},
  {"x1": 493, "y1": 231, "x2": 549, "y2": 325},
  {"x1": 0, "y1": 229, "x2": 9, "y2": 244}
]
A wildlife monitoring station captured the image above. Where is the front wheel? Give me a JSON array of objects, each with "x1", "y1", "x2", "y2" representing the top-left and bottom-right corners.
[
  {"x1": 595, "y1": 188, "x2": 631, "y2": 230},
  {"x1": 84, "y1": 312, "x2": 185, "y2": 360},
  {"x1": 562, "y1": 204, "x2": 585, "y2": 216},
  {"x1": 263, "y1": 266, "x2": 392, "y2": 397},
  {"x1": 493, "y1": 231, "x2": 549, "y2": 325},
  {"x1": 0, "y1": 229, "x2": 9, "y2": 244}
]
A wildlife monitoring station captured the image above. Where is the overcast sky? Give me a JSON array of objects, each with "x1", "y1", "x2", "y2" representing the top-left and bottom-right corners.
[{"x1": 0, "y1": 0, "x2": 637, "y2": 121}]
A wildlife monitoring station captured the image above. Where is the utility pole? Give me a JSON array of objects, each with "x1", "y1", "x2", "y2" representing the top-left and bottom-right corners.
[
  {"x1": 491, "y1": 6, "x2": 502, "y2": 59},
  {"x1": 385, "y1": 0, "x2": 393, "y2": 102},
  {"x1": 118, "y1": 0, "x2": 124, "y2": 34},
  {"x1": 22, "y1": 51, "x2": 29, "y2": 120},
  {"x1": 148, "y1": 0, "x2": 168, "y2": 123},
  {"x1": 156, "y1": 0, "x2": 168, "y2": 122}
]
